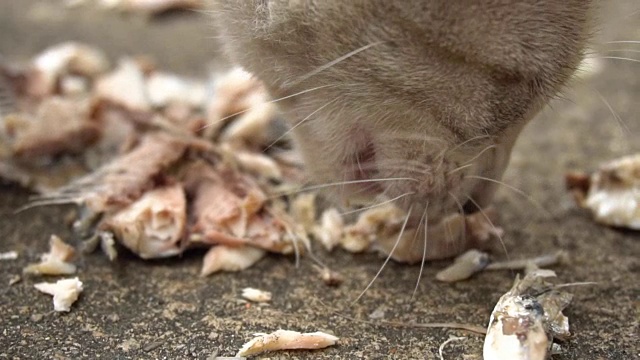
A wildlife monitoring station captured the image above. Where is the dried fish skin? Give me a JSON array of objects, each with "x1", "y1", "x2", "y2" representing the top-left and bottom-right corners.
[
  {"x1": 236, "y1": 329, "x2": 339, "y2": 357},
  {"x1": 536, "y1": 289, "x2": 573, "y2": 342},
  {"x1": 483, "y1": 270, "x2": 573, "y2": 360},
  {"x1": 186, "y1": 161, "x2": 258, "y2": 241},
  {"x1": 567, "y1": 153, "x2": 640, "y2": 229},
  {"x1": 185, "y1": 161, "x2": 295, "y2": 254},
  {"x1": 104, "y1": 183, "x2": 187, "y2": 259},
  {"x1": 7, "y1": 97, "x2": 100, "y2": 159},
  {"x1": 58, "y1": 133, "x2": 188, "y2": 213},
  {"x1": 0, "y1": 97, "x2": 101, "y2": 193}
]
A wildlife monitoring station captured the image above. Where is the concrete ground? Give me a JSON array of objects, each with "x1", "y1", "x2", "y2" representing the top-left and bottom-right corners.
[{"x1": 0, "y1": 1, "x2": 638, "y2": 359}]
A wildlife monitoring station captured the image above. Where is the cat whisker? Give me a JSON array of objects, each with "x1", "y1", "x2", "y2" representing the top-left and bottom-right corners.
[
  {"x1": 412, "y1": 202, "x2": 429, "y2": 301},
  {"x1": 446, "y1": 144, "x2": 497, "y2": 176},
  {"x1": 574, "y1": 79, "x2": 630, "y2": 136},
  {"x1": 15, "y1": 197, "x2": 81, "y2": 213},
  {"x1": 0, "y1": 81, "x2": 16, "y2": 115},
  {"x1": 339, "y1": 192, "x2": 415, "y2": 216},
  {"x1": 465, "y1": 175, "x2": 552, "y2": 219},
  {"x1": 345, "y1": 163, "x2": 429, "y2": 176},
  {"x1": 378, "y1": 132, "x2": 450, "y2": 146},
  {"x1": 352, "y1": 205, "x2": 413, "y2": 304},
  {"x1": 603, "y1": 40, "x2": 640, "y2": 45},
  {"x1": 270, "y1": 177, "x2": 419, "y2": 199},
  {"x1": 263, "y1": 97, "x2": 340, "y2": 151},
  {"x1": 447, "y1": 192, "x2": 467, "y2": 249},
  {"x1": 200, "y1": 83, "x2": 341, "y2": 131},
  {"x1": 590, "y1": 56, "x2": 640, "y2": 64},
  {"x1": 447, "y1": 163, "x2": 473, "y2": 175},
  {"x1": 601, "y1": 49, "x2": 640, "y2": 54},
  {"x1": 445, "y1": 134, "x2": 492, "y2": 155},
  {"x1": 462, "y1": 144, "x2": 497, "y2": 165},
  {"x1": 375, "y1": 158, "x2": 432, "y2": 170},
  {"x1": 465, "y1": 196, "x2": 510, "y2": 261},
  {"x1": 287, "y1": 42, "x2": 384, "y2": 88}
]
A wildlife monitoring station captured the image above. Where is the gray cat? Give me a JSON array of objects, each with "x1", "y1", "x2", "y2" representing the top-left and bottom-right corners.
[{"x1": 211, "y1": 1, "x2": 593, "y2": 256}]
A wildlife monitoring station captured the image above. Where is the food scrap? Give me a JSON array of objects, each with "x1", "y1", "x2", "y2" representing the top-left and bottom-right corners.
[
  {"x1": 23, "y1": 235, "x2": 77, "y2": 276},
  {"x1": 1, "y1": 43, "x2": 308, "y2": 274},
  {"x1": 9, "y1": 275, "x2": 22, "y2": 286},
  {"x1": 104, "y1": 183, "x2": 187, "y2": 259},
  {"x1": 241, "y1": 287, "x2": 272, "y2": 303},
  {"x1": 200, "y1": 246, "x2": 265, "y2": 276},
  {"x1": 312, "y1": 207, "x2": 344, "y2": 251},
  {"x1": 313, "y1": 264, "x2": 344, "y2": 287},
  {"x1": 435, "y1": 249, "x2": 490, "y2": 283},
  {"x1": 566, "y1": 153, "x2": 640, "y2": 229},
  {"x1": 342, "y1": 204, "x2": 502, "y2": 263},
  {"x1": 436, "y1": 251, "x2": 570, "y2": 283},
  {"x1": 34, "y1": 277, "x2": 84, "y2": 312},
  {"x1": 0, "y1": 250, "x2": 19, "y2": 260},
  {"x1": 483, "y1": 270, "x2": 573, "y2": 360},
  {"x1": 236, "y1": 329, "x2": 339, "y2": 357}
]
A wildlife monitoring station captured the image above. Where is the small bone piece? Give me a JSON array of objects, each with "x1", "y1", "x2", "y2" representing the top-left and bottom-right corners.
[
  {"x1": 312, "y1": 208, "x2": 344, "y2": 251},
  {"x1": 241, "y1": 288, "x2": 272, "y2": 303},
  {"x1": 435, "y1": 249, "x2": 490, "y2": 282},
  {"x1": 0, "y1": 251, "x2": 18, "y2": 260},
  {"x1": 34, "y1": 277, "x2": 84, "y2": 312},
  {"x1": 236, "y1": 329, "x2": 339, "y2": 357}
]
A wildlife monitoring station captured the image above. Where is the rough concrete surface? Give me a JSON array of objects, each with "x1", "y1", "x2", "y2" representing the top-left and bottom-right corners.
[{"x1": 0, "y1": 1, "x2": 638, "y2": 359}]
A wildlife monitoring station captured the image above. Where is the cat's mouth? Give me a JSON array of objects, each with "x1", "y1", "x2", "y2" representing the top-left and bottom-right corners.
[{"x1": 334, "y1": 135, "x2": 509, "y2": 229}]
